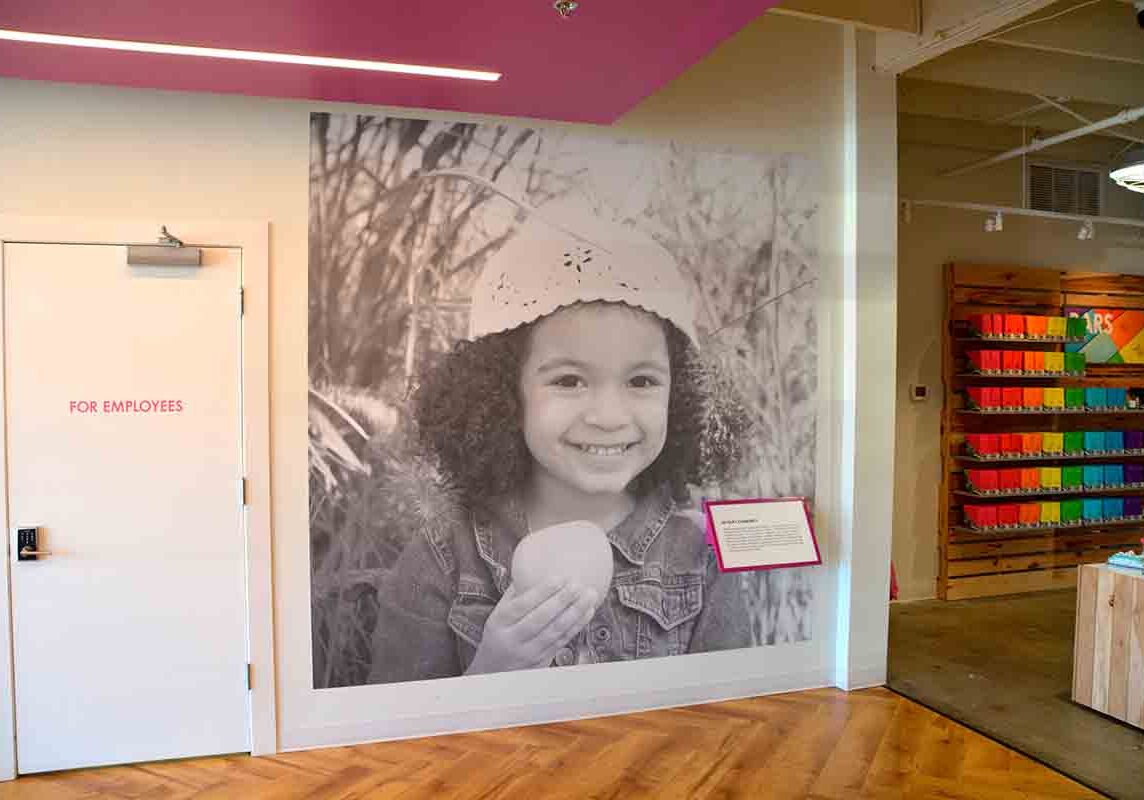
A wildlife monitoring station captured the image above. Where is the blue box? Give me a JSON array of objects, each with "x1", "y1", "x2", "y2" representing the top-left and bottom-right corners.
[
  {"x1": 1103, "y1": 497, "x2": 1125, "y2": 519},
  {"x1": 1084, "y1": 431, "x2": 1106, "y2": 452},
  {"x1": 1083, "y1": 498, "x2": 1104, "y2": 520},
  {"x1": 1105, "y1": 465, "x2": 1124, "y2": 487},
  {"x1": 1106, "y1": 431, "x2": 1125, "y2": 452},
  {"x1": 1107, "y1": 387, "x2": 1128, "y2": 408},
  {"x1": 1083, "y1": 465, "x2": 1106, "y2": 487},
  {"x1": 1085, "y1": 387, "x2": 1108, "y2": 408}
]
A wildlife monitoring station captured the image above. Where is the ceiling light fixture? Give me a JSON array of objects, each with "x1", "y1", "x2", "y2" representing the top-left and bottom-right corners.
[
  {"x1": 554, "y1": 1, "x2": 580, "y2": 18},
  {"x1": 0, "y1": 28, "x2": 501, "y2": 82},
  {"x1": 1111, "y1": 147, "x2": 1144, "y2": 194}
]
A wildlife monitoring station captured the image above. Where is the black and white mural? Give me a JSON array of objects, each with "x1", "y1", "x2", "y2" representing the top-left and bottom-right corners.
[{"x1": 308, "y1": 113, "x2": 817, "y2": 687}]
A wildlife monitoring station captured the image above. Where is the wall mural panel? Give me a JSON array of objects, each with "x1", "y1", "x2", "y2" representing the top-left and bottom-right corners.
[{"x1": 308, "y1": 113, "x2": 818, "y2": 688}]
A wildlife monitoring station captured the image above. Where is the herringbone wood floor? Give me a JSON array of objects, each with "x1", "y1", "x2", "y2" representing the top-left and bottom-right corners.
[{"x1": 0, "y1": 688, "x2": 1101, "y2": 799}]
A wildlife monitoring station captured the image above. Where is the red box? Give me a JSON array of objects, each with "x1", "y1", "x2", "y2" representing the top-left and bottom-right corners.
[
  {"x1": 968, "y1": 314, "x2": 990, "y2": 337},
  {"x1": 1002, "y1": 387, "x2": 1023, "y2": 409},
  {"x1": 987, "y1": 387, "x2": 1003, "y2": 409},
  {"x1": 967, "y1": 387, "x2": 986, "y2": 409},
  {"x1": 1004, "y1": 314, "x2": 1026, "y2": 338},
  {"x1": 1003, "y1": 351, "x2": 1024, "y2": 373},
  {"x1": 969, "y1": 433, "x2": 1000, "y2": 456},
  {"x1": 965, "y1": 505, "x2": 999, "y2": 529},
  {"x1": 999, "y1": 469, "x2": 1022, "y2": 492},
  {"x1": 966, "y1": 469, "x2": 999, "y2": 493},
  {"x1": 968, "y1": 351, "x2": 985, "y2": 371},
  {"x1": 1018, "y1": 503, "x2": 1041, "y2": 526},
  {"x1": 997, "y1": 503, "x2": 1019, "y2": 527},
  {"x1": 1000, "y1": 433, "x2": 1022, "y2": 455}
]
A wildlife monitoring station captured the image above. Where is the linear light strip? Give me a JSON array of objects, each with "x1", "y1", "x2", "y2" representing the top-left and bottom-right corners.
[{"x1": 0, "y1": 28, "x2": 501, "y2": 81}]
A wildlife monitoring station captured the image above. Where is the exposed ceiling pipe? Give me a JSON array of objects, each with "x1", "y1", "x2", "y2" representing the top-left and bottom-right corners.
[
  {"x1": 941, "y1": 103, "x2": 1144, "y2": 177},
  {"x1": 1033, "y1": 94, "x2": 1144, "y2": 145}
]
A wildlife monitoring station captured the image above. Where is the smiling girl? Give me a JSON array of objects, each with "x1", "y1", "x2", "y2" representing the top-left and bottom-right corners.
[{"x1": 369, "y1": 209, "x2": 754, "y2": 681}]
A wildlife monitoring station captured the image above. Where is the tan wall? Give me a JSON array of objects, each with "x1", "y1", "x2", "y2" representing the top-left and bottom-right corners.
[
  {"x1": 0, "y1": 11, "x2": 855, "y2": 747},
  {"x1": 893, "y1": 130, "x2": 1144, "y2": 601}
]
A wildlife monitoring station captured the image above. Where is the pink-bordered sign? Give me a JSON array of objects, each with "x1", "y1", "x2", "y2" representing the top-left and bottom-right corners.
[{"x1": 702, "y1": 497, "x2": 821, "y2": 573}]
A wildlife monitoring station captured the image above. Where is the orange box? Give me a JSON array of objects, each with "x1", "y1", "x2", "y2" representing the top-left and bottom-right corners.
[
  {"x1": 1022, "y1": 387, "x2": 1043, "y2": 409},
  {"x1": 1019, "y1": 503, "x2": 1041, "y2": 526},
  {"x1": 1005, "y1": 314, "x2": 1026, "y2": 338},
  {"x1": 1021, "y1": 467, "x2": 1041, "y2": 490},
  {"x1": 1021, "y1": 433, "x2": 1043, "y2": 454},
  {"x1": 1025, "y1": 315, "x2": 1049, "y2": 338},
  {"x1": 1023, "y1": 351, "x2": 1045, "y2": 373}
]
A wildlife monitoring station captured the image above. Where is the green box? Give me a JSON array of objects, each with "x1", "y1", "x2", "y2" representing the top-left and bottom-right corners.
[
  {"x1": 1066, "y1": 317, "x2": 1088, "y2": 339},
  {"x1": 1060, "y1": 498, "x2": 1083, "y2": 523},
  {"x1": 1064, "y1": 352, "x2": 1086, "y2": 374},
  {"x1": 1065, "y1": 387, "x2": 1085, "y2": 408},
  {"x1": 1061, "y1": 466, "x2": 1083, "y2": 488},
  {"x1": 1063, "y1": 431, "x2": 1085, "y2": 453}
]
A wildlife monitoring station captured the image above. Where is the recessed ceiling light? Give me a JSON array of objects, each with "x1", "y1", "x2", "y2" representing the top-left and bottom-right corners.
[{"x1": 0, "y1": 28, "x2": 500, "y2": 82}]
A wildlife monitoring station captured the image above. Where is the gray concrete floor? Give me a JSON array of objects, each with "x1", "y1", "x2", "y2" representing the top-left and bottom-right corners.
[{"x1": 888, "y1": 589, "x2": 1144, "y2": 800}]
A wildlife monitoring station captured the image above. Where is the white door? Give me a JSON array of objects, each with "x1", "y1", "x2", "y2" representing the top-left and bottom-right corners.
[{"x1": 4, "y1": 242, "x2": 249, "y2": 774}]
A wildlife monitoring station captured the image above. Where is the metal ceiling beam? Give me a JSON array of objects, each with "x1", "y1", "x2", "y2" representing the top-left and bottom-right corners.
[{"x1": 874, "y1": 0, "x2": 1057, "y2": 74}]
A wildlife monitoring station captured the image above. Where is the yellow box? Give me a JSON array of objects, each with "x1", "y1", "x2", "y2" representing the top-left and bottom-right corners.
[
  {"x1": 1047, "y1": 316, "x2": 1067, "y2": 338},
  {"x1": 1044, "y1": 352, "x2": 1064, "y2": 373},
  {"x1": 1042, "y1": 432, "x2": 1064, "y2": 453},
  {"x1": 1043, "y1": 387, "x2": 1065, "y2": 409},
  {"x1": 1040, "y1": 501, "x2": 1061, "y2": 525},
  {"x1": 1040, "y1": 467, "x2": 1062, "y2": 489}
]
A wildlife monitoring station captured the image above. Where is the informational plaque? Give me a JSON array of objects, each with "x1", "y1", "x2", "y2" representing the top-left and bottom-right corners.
[{"x1": 703, "y1": 498, "x2": 821, "y2": 572}]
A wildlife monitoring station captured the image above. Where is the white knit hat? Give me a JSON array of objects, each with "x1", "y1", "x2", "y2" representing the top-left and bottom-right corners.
[{"x1": 468, "y1": 205, "x2": 700, "y2": 348}]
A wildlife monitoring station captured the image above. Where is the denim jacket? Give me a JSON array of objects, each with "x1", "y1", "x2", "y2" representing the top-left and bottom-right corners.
[{"x1": 369, "y1": 484, "x2": 755, "y2": 684}]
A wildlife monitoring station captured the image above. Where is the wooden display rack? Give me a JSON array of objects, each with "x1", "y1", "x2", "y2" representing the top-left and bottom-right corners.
[{"x1": 940, "y1": 264, "x2": 1144, "y2": 600}]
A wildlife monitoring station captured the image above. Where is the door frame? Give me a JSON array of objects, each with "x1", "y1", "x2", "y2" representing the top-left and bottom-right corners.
[{"x1": 0, "y1": 216, "x2": 276, "y2": 777}]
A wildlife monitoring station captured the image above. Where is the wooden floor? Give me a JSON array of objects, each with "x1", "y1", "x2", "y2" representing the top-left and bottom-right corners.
[{"x1": 0, "y1": 688, "x2": 1100, "y2": 799}]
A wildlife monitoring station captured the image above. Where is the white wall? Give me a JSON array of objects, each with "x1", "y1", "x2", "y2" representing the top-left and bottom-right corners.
[
  {"x1": 0, "y1": 11, "x2": 894, "y2": 752},
  {"x1": 893, "y1": 128, "x2": 1144, "y2": 601}
]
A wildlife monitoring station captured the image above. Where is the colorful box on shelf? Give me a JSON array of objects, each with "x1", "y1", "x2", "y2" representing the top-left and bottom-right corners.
[
  {"x1": 1062, "y1": 498, "x2": 1083, "y2": 523},
  {"x1": 1002, "y1": 351, "x2": 1023, "y2": 372},
  {"x1": 1039, "y1": 467, "x2": 1062, "y2": 489},
  {"x1": 1025, "y1": 315, "x2": 1049, "y2": 338},
  {"x1": 1085, "y1": 387, "x2": 1108, "y2": 409},
  {"x1": 1021, "y1": 433, "x2": 1042, "y2": 455},
  {"x1": 1105, "y1": 465, "x2": 1125, "y2": 486},
  {"x1": 1004, "y1": 314, "x2": 1026, "y2": 338},
  {"x1": 1066, "y1": 388, "x2": 1086, "y2": 409},
  {"x1": 1040, "y1": 501, "x2": 1061, "y2": 524},
  {"x1": 1083, "y1": 498, "x2": 1104, "y2": 522},
  {"x1": 1021, "y1": 467, "x2": 1040, "y2": 490},
  {"x1": 1085, "y1": 431, "x2": 1106, "y2": 452},
  {"x1": 1107, "y1": 388, "x2": 1128, "y2": 408},
  {"x1": 1104, "y1": 497, "x2": 1125, "y2": 520},
  {"x1": 1023, "y1": 351, "x2": 1046, "y2": 374},
  {"x1": 1063, "y1": 466, "x2": 1083, "y2": 488},
  {"x1": 965, "y1": 469, "x2": 998, "y2": 493},
  {"x1": 1002, "y1": 432, "x2": 1022, "y2": 455},
  {"x1": 1002, "y1": 387, "x2": 1023, "y2": 409},
  {"x1": 1022, "y1": 387, "x2": 1043, "y2": 409},
  {"x1": 1067, "y1": 316, "x2": 1088, "y2": 339},
  {"x1": 1047, "y1": 317, "x2": 1068, "y2": 338},
  {"x1": 1019, "y1": 503, "x2": 1041, "y2": 526},
  {"x1": 1043, "y1": 388, "x2": 1064, "y2": 409},
  {"x1": 1064, "y1": 431, "x2": 1085, "y2": 454},
  {"x1": 1106, "y1": 431, "x2": 1126, "y2": 452},
  {"x1": 1000, "y1": 468, "x2": 1022, "y2": 491},
  {"x1": 1083, "y1": 465, "x2": 1106, "y2": 487},
  {"x1": 1126, "y1": 464, "x2": 1144, "y2": 486},
  {"x1": 1126, "y1": 431, "x2": 1144, "y2": 451},
  {"x1": 1126, "y1": 497, "x2": 1144, "y2": 518},
  {"x1": 1064, "y1": 352, "x2": 1086, "y2": 374},
  {"x1": 1043, "y1": 432, "x2": 1064, "y2": 453},
  {"x1": 997, "y1": 503, "x2": 1019, "y2": 526},
  {"x1": 1043, "y1": 352, "x2": 1063, "y2": 374}
]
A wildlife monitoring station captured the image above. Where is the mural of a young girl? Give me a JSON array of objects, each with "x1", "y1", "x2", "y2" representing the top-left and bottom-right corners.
[{"x1": 370, "y1": 206, "x2": 754, "y2": 682}]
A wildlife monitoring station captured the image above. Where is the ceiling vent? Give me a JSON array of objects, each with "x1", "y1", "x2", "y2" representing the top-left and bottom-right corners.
[{"x1": 1028, "y1": 163, "x2": 1101, "y2": 216}]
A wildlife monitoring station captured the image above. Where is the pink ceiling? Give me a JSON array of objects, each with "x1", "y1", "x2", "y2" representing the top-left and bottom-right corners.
[{"x1": 0, "y1": 1, "x2": 780, "y2": 124}]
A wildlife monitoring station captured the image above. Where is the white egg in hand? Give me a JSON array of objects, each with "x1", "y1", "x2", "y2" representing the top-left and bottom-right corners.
[{"x1": 511, "y1": 520, "x2": 614, "y2": 607}]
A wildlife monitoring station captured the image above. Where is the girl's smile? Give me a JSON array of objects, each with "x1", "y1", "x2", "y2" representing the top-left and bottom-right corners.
[{"x1": 518, "y1": 302, "x2": 671, "y2": 515}]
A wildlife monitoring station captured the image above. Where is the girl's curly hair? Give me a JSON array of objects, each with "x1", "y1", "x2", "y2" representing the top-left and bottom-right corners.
[{"x1": 413, "y1": 306, "x2": 750, "y2": 506}]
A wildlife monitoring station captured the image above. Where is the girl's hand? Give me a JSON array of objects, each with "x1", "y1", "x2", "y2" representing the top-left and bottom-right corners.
[{"x1": 466, "y1": 580, "x2": 598, "y2": 675}]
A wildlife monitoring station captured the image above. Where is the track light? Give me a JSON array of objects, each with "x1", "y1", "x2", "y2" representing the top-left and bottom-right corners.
[
  {"x1": 1077, "y1": 220, "x2": 1095, "y2": 241},
  {"x1": 984, "y1": 211, "x2": 1004, "y2": 232}
]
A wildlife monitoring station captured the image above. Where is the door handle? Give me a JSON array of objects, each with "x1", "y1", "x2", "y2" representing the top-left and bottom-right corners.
[{"x1": 19, "y1": 547, "x2": 52, "y2": 558}]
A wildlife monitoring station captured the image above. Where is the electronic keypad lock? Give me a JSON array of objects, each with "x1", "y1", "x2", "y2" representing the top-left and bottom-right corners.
[{"x1": 16, "y1": 527, "x2": 50, "y2": 561}]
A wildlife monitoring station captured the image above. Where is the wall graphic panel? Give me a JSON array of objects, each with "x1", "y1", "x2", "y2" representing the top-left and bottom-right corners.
[
  {"x1": 308, "y1": 113, "x2": 818, "y2": 688},
  {"x1": 1067, "y1": 308, "x2": 1144, "y2": 364}
]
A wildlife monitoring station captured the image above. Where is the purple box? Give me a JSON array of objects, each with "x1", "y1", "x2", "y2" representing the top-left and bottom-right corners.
[
  {"x1": 1125, "y1": 496, "x2": 1144, "y2": 518},
  {"x1": 1126, "y1": 430, "x2": 1144, "y2": 452},
  {"x1": 1127, "y1": 464, "x2": 1144, "y2": 486}
]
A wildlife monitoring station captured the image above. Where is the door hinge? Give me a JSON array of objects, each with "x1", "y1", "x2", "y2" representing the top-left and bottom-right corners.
[
  {"x1": 246, "y1": 663, "x2": 253, "y2": 691},
  {"x1": 239, "y1": 287, "x2": 245, "y2": 316},
  {"x1": 241, "y1": 477, "x2": 249, "y2": 506}
]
